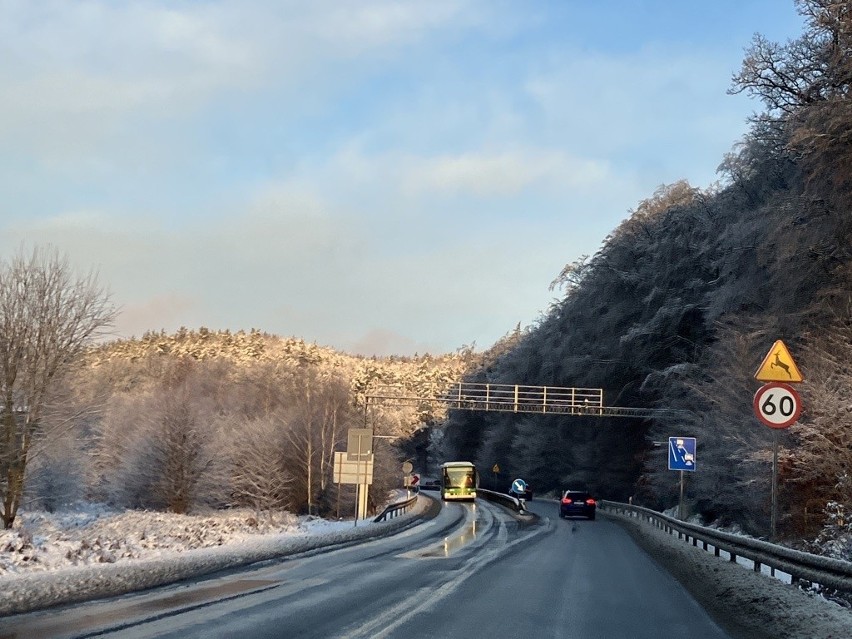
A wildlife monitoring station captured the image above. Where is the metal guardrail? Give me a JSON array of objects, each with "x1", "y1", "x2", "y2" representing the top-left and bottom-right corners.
[
  {"x1": 600, "y1": 500, "x2": 852, "y2": 594},
  {"x1": 373, "y1": 494, "x2": 418, "y2": 523},
  {"x1": 476, "y1": 488, "x2": 524, "y2": 512}
]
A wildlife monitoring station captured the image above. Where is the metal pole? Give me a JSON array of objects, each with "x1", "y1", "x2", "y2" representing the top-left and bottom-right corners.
[
  {"x1": 679, "y1": 470, "x2": 685, "y2": 520},
  {"x1": 771, "y1": 430, "x2": 779, "y2": 540},
  {"x1": 355, "y1": 397, "x2": 369, "y2": 526},
  {"x1": 364, "y1": 433, "x2": 371, "y2": 520},
  {"x1": 354, "y1": 434, "x2": 362, "y2": 527}
]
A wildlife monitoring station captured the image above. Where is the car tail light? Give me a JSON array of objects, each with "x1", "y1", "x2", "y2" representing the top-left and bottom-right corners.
[
  {"x1": 561, "y1": 498, "x2": 572, "y2": 504},
  {"x1": 585, "y1": 498, "x2": 596, "y2": 505}
]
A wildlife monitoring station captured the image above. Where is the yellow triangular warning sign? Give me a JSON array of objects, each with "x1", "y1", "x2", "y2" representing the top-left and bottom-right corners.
[{"x1": 754, "y1": 340, "x2": 803, "y2": 383}]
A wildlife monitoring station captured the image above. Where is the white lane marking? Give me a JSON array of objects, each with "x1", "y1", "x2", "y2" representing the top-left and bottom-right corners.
[{"x1": 336, "y1": 503, "x2": 549, "y2": 639}]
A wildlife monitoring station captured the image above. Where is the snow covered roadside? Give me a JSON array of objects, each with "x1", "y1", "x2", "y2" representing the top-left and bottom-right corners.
[
  {"x1": 0, "y1": 495, "x2": 429, "y2": 616},
  {"x1": 606, "y1": 511, "x2": 852, "y2": 639}
]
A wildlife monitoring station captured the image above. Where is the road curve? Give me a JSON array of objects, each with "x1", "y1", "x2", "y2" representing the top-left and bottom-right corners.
[{"x1": 0, "y1": 497, "x2": 733, "y2": 639}]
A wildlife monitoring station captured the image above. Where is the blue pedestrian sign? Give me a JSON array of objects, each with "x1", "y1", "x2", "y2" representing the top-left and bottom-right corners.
[{"x1": 668, "y1": 437, "x2": 696, "y2": 472}]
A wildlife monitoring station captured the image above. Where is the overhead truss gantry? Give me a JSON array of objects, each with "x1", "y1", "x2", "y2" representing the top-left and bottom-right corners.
[{"x1": 366, "y1": 382, "x2": 688, "y2": 420}]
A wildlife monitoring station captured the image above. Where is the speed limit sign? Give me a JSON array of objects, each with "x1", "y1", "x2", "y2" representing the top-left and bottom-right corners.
[{"x1": 753, "y1": 382, "x2": 802, "y2": 429}]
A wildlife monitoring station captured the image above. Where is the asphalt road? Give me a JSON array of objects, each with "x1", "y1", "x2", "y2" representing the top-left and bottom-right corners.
[
  {"x1": 0, "y1": 497, "x2": 732, "y2": 639},
  {"x1": 388, "y1": 499, "x2": 731, "y2": 639}
]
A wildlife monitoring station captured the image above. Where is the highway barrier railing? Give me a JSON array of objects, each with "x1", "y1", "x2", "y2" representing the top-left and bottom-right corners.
[
  {"x1": 373, "y1": 493, "x2": 419, "y2": 522},
  {"x1": 599, "y1": 500, "x2": 852, "y2": 594},
  {"x1": 476, "y1": 488, "x2": 523, "y2": 512}
]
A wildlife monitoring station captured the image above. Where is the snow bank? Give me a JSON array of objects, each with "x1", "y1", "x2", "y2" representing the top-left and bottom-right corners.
[
  {"x1": 0, "y1": 497, "x2": 428, "y2": 616},
  {"x1": 607, "y1": 511, "x2": 852, "y2": 639}
]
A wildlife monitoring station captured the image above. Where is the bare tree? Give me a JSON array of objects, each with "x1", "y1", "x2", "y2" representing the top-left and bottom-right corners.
[
  {"x1": 222, "y1": 415, "x2": 292, "y2": 512},
  {"x1": 0, "y1": 246, "x2": 115, "y2": 528}
]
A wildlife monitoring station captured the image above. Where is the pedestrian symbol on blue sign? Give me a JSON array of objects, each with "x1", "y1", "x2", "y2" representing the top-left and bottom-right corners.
[{"x1": 668, "y1": 437, "x2": 696, "y2": 472}]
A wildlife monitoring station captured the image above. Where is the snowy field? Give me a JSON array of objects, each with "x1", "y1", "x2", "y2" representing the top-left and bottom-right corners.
[
  {"x1": 0, "y1": 503, "x2": 353, "y2": 576},
  {"x1": 0, "y1": 493, "x2": 423, "y2": 616}
]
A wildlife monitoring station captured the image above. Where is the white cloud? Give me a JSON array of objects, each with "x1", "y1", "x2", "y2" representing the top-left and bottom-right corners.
[
  {"x1": 400, "y1": 150, "x2": 611, "y2": 197},
  {"x1": 307, "y1": 0, "x2": 480, "y2": 52},
  {"x1": 280, "y1": 144, "x2": 615, "y2": 205},
  {"x1": 0, "y1": 0, "x2": 484, "y2": 169}
]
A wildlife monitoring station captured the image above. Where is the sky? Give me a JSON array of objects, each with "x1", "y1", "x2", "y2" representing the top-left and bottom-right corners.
[{"x1": 0, "y1": 0, "x2": 805, "y2": 356}]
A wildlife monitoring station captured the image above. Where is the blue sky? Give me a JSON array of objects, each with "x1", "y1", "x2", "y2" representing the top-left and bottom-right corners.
[{"x1": 0, "y1": 0, "x2": 803, "y2": 356}]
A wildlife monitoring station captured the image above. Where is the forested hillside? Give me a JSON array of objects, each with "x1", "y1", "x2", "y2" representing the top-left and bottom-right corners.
[
  {"x1": 20, "y1": 328, "x2": 475, "y2": 521},
  {"x1": 439, "y1": 0, "x2": 852, "y2": 542}
]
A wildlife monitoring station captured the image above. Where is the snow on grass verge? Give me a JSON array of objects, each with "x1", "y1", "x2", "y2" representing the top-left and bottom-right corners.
[{"x1": 0, "y1": 495, "x2": 428, "y2": 616}]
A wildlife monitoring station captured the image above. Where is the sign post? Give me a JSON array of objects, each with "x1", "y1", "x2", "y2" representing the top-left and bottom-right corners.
[
  {"x1": 346, "y1": 429, "x2": 373, "y2": 526},
  {"x1": 668, "y1": 437, "x2": 696, "y2": 520},
  {"x1": 753, "y1": 382, "x2": 802, "y2": 539},
  {"x1": 402, "y1": 461, "x2": 413, "y2": 497},
  {"x1": 754, "y1": 341, "x2": 804, "y2": 540}
]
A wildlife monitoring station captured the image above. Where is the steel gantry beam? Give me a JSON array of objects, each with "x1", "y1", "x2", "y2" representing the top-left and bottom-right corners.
[{"x1": 366, "y1": 382, "x2": 689, "y2": 419}]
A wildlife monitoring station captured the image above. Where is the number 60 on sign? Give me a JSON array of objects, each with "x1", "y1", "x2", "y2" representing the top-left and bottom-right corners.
[{"x1": 753, "y1": 382, "x2": 802, "y2": 429}]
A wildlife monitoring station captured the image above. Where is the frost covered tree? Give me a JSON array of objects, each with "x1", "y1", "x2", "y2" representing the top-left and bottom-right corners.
[
  {"x1": 789, "y1": 323, "x2": 852, "y2": 516},
  {"x1": 0, "y1": 246, "x2": 115, "y2": 528},
  {"x1": 281, "y1": 371, "x2": 352, "y2": 515},
  {"x1": 222, "y1": 415, "x2": 292, "y2": 512}
]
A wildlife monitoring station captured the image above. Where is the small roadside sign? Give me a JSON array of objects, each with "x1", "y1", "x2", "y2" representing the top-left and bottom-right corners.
[
  {"x1": 668, "y1": 437, "x2": 696, "y2": 472},
  {"x1": 753, "y1": 382, "x2": 802, "y2": 429},
  {"x1": 346, "y1": 429, "x2": 373, "y2": 461},
  {"x1": 411, "y1": 473, "x2": 420, "y2": 487},
  {"x1": 492, "y1": 464, "x2": 500, "y2": 474},
  {"x1": 754, "y1": 340, "x2": 803, "y2": 383},
  {"x1": 512, "y1": 478, "x2": 527, "y2": 494},
  {"x1": 334, "y1": 451, "x2": 374, "y2": 484}
]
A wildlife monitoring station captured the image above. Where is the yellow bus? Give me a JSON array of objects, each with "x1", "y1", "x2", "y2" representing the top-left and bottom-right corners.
[{"x1": 440, "y1": 461, "x2": 477, "y2": 501}]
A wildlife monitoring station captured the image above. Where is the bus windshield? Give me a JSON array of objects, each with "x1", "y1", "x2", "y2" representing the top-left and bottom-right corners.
[{"x1": 443, "y1": 467, "x2": 475, "y2": 489}]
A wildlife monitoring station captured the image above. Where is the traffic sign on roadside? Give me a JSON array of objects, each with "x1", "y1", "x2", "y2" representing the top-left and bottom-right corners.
[
  {"x1": 668, "y1": 437, "x2": 696, "y2": 472},
  {"x1": 755, "y1": 340, "x2": 803, "y2": 383},
  {"x1": 753, "y1": 382, "x2": 802, "y2": 429}
]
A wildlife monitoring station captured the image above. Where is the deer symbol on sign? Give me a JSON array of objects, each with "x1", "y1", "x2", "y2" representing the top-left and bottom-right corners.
[{"x1": 770, "y1": 352, "x2": 791, "y2": 378}]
